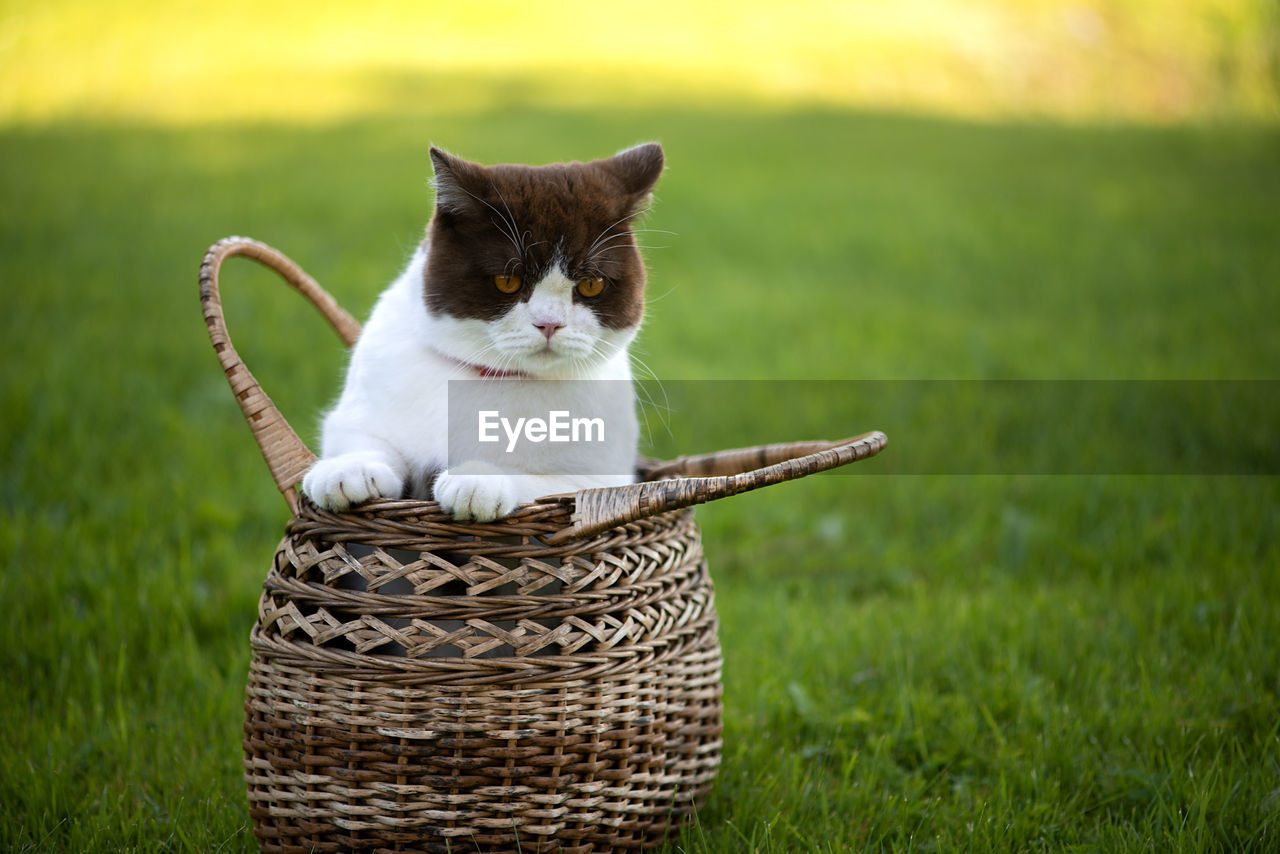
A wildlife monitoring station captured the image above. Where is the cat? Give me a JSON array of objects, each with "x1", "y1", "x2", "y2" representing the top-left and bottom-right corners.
[{"x1": 301, "y1": 143, "x2": 664, "y2": 521}]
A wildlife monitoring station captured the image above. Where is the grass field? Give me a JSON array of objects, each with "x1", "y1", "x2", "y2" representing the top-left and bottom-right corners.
[
  {"x1": 3, "y1": 3, "x2": 1280, "y2": 850},
  {"x1": 3, "y1": 103, "x2": 1278, "y2": 853}
]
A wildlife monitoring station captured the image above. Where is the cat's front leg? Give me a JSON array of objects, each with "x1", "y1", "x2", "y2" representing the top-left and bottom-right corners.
[
  {"x1": 302, "y1": 450, "x2": 405, "y2": 512},
  {"x1": 433, "y1": 461, "x2": 521, "y2": 522}
]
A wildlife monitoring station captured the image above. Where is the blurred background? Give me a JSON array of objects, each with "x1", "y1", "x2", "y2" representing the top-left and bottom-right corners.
[
  {"x1": 3, "y1": 2, "x2": 1278, "y2": 851},
  {"x1": 3, "y1": 0, "x2": 1278, "y2": 123}
]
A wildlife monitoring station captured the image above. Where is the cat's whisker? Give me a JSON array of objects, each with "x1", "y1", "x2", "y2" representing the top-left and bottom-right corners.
[
  {"x1": 585, "y1": 209, "x2": 647, "y2": 258},
  {"x1": 584, "y1": 233, "x2": 672, "y2": 266},
  {"x1": 450, "y1": 182, "x2": 524, "y2": 256},
  {"x1": 630, "y1": 377, "x2": 665, "y2": 448},
  {"x1": 585, "y1": 239, "x2": 642, "y2": 268},
  {"x1": 491, "y1": 187, "x2": 526, "y2": 256},
  {"x1": 468, "y1": 193, "x2": 520, "y2": 250},
  {"x1": 644, "y1": 284, "x2": 679, "y2": 304},
  {"x1": 585, "y1": 233, "x2": 633, "y2": 260},
  {"x1": 490, "y1": 218, "x2": 523, "y2": 254},
  {"x1": 491, "y1": 185, "x2": 527, "y2": 256},
  {"x1": 587, "y1": 230, "x2": 635, "y2": 251},
  {"x1": 627, "y1": 350, "x2": 673, "y2": 443},
  {"x1": 445, "y1": 340, "x2": 517, "y2": 383}
]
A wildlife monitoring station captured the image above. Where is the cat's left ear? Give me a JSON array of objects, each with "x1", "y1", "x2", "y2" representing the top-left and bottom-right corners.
[
  {"x1": 429, "y1": 146, "x2": 485, "y2": 216},
  {"x1": 601, "y1": 143, "x2": 665, "y2": 209}
]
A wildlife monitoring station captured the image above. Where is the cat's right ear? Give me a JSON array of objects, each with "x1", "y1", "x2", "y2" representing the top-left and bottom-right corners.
[
  {"x1": 602, "y1": 142, "x2": 665, "y2": 209},
  {"x1": 430, "y1": 147, "x2": 483, "y2": 216}
]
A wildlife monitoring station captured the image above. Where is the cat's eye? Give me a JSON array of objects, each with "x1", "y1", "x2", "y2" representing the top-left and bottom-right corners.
[
  {"x1": 494, "y1": 274, "x2": 522, "y2": 293},
  {"x1": 577, "y1": 276, "x2": 606, "y2": 298}
]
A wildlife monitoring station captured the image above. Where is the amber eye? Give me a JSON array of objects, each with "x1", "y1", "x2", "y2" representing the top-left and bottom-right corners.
[
  {"x1": 577, "y1": 276, "x2": 606, "y2": 298},
  {"x1": 494, "y1": 274, "x2": 522, "y2": 293}
]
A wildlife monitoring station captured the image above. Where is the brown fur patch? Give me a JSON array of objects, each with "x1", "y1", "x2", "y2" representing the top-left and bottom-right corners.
[{"x1": 423, "y1": 145, "x2": 663, "y2": 329}]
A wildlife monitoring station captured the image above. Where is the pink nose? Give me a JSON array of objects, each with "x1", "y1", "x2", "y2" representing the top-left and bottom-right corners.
[{"x1": 533, "y1": 321, "x2": 563, "y2": 341}]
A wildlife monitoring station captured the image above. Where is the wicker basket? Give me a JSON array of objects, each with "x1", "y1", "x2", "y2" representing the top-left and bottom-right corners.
[{"x1": 200, "y1": 237, "x2": 887, "y2": 853}]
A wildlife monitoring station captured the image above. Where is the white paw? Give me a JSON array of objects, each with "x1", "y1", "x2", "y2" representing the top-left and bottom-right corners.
[
  {"x1": 433, "y1": 462, "x2": 520, "y2": 522},
  {"x1": 302, "y1": 453, "x2": 404, "y2": 512}
]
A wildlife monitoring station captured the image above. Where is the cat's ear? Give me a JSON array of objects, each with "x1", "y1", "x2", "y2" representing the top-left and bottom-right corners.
[
  {"x1": 601, "y1": 143, "x2": 664, "y2": 208},
  {"x1": 429, "y1": 146, "x2": 484, "y2": 216}
]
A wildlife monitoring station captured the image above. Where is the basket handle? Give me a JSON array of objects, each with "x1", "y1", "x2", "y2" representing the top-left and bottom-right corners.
[
  {"x1": 199, "y1": 237, "x2": 361, "y2": 514},
  {"x1": 544, "y1": 430, "x2": 888, "y2": 544}
]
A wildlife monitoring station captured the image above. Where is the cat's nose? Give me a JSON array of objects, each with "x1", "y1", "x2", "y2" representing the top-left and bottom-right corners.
[{"x1": 533, "y1": 321, "x2": 563, "y2": 342}]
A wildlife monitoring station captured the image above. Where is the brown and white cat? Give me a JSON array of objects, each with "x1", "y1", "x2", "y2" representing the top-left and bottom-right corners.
[{"x1": 301, "y1": 144, "x2": 664, "y2": 520}]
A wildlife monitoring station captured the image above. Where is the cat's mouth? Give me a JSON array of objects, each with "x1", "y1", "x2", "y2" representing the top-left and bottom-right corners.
[
  {"x1": 514, "y1": 339, "x2": 584, "y2": 360},
  {"x1": 536, "y1": 342, "x2": 595, "y2": 364},
  {"x1": 485, "y1": 337, "x2": 597, "y2": 374}
]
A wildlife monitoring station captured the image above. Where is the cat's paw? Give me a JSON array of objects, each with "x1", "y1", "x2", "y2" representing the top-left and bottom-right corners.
[
  {"x1": 302, "y1": 453, "x2": 404, "y2": 512},
  {"x1": 434, "y1": 462, "x2": 520, "y2": 522}
]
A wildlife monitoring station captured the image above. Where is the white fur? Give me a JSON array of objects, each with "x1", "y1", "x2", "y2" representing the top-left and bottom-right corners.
[{"x1": 301, "y1": 244, "x2": 639, "y2": 520}]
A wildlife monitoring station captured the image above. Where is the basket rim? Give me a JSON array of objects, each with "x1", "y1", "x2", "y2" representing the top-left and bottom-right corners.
[{"x1": 286, "y1": 492, "x2": 691, "y2": 555}]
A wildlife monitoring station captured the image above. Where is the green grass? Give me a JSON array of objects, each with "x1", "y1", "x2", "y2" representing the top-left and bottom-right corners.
[{"x1": 2, "y1": 102, "x2": 1278, "y2": 851}]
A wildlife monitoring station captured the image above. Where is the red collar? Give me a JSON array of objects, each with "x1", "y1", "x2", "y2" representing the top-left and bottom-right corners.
[
  {"x1": 473, "y1": 363, "x2": 530, "y2": 379},
  {"x1": 441, "y1": 353, "x2": 532, "y2": 379}
]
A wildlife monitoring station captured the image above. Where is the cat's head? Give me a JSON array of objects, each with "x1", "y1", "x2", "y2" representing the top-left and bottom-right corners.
[{"x1": 421, "y1": 143, "x2": 664, "y2": 378}]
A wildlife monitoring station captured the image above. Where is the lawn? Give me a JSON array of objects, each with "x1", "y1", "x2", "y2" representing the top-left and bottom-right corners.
[{"x1": 3, "y1": 90, "x2": 1279, "y2": 854}]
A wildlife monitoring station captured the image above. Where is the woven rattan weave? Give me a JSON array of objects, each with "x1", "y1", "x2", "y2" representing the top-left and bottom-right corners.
[{"x1": 201, "y1": 237, "x2": 886, "y2": 852}]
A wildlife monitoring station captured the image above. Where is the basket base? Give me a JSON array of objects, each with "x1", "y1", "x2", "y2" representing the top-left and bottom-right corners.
[{"x1": 243, "y1": 645, "x2": 722, "y2": 853}]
